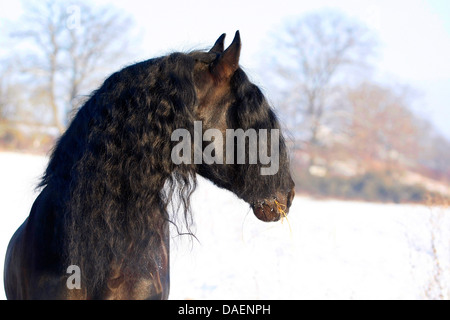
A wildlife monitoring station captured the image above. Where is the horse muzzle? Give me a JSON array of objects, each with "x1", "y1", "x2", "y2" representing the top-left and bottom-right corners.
[{"x1": 251, "y1": 187, "x2": 295, "y2": 222}]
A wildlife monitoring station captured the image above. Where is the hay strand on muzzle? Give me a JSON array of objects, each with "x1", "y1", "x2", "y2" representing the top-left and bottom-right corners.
[{"x1": 275, "y1": 199, "x2": 292, "y2": 235}]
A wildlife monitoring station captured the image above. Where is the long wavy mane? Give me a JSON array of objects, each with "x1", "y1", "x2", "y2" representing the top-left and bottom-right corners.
[{"x1": 39, "y1": 53, "x2": 198, "y2": 296}]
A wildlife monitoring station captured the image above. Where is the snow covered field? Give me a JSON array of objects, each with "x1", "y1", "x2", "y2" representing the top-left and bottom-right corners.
[{"x1": 1, "y1": 152, "x2": 449, "y2": 300}]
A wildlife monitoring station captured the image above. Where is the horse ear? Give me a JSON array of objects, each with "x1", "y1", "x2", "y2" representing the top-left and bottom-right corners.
[
  {"x1": 211, "y1": 31, "x2": 241, "y2": 81},
  {"x1": 210, "y1": 33, "x2": 226, "y2": 53}
]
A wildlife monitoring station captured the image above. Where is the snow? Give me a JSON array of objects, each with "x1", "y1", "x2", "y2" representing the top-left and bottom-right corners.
[{"x1": 0, "y1": 152, "x2": 449, "y2": 300}]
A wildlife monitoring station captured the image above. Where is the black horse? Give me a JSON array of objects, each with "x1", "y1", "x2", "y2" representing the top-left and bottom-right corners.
[{"x1": 4, "y1": 31, "x2": 295, "y2": 299}]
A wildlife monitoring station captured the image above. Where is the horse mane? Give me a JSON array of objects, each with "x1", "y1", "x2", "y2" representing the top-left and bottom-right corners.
[{"x1": 39, "y1": 53, "x2": 198, "y2": 296}]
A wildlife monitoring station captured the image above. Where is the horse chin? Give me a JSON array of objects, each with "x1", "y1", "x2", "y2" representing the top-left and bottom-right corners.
[{"x1": 251, "y1": 188, "x2": 295, "y2": 222}]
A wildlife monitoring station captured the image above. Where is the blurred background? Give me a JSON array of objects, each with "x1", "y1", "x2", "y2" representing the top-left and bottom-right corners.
[{"x1": 0, "y1": 0, "x2": 449, "y2": 299}]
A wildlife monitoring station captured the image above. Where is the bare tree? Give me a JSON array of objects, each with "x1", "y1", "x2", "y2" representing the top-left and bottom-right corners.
[
  {"x1": 343, "y1": 82, "x2": 422, "y2": 171},
  {"x1": 8, "y1": 0, "x2": 135, "y2": 134},
  {"x1": 268, "y1": 11, "x2": 376, "y2": 165},
  {"x1": 0, "y1": 67, "x2": 10, "y2": 121},
  {"x1": 64, "y1": 3, "x2": 134, "y2": 118},
  {"x1": 0, "y1": 61, "x2": 29, "y2": 124}
]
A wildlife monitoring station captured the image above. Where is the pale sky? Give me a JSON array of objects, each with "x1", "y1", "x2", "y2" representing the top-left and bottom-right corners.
[{"x1": 1, "y1": 0, "x2": 450, "y2": 138}]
